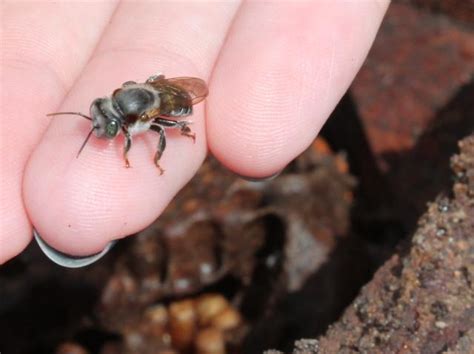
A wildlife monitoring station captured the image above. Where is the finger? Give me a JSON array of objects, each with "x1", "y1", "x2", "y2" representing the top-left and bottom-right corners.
[
  {"x1": 23, "y1": 1, "x2": 240, "y2": 256},
  {"x1": 0, "y1": 2, "x2": 117, "y2": 264},
  {"x1": 207, "y1": 0, "x2": 390, "y2": 178}
]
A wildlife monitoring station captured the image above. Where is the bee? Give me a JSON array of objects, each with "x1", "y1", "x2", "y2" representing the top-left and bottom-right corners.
[{"x1": 48, "y1": 74, "x2": 208, "y2": 174}]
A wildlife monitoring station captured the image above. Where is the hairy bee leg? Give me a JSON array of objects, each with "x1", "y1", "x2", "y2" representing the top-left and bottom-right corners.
[
  {"x1": 154, "y1": 118, "x2": 196, "y2": 143},
  {"x1": 151, "y1": 124, "x2": 166, "y2": 175},
  {"x1": 122, "y1": 127, "x2": 132, "y2": 168}
]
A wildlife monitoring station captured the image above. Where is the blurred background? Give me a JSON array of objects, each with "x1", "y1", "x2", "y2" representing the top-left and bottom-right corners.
[{"x1": 1, "y1": 1, "x2": 473, "y2": 353}]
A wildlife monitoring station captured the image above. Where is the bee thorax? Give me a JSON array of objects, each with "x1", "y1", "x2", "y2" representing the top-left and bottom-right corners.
[{"x1": 114, "y1": 87, "x2": 157, "y2": 117}]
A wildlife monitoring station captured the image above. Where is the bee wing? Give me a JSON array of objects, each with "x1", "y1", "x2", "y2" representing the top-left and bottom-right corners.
[{"x1": 151, "y1": 77, "x2": 209, "y2": 105}]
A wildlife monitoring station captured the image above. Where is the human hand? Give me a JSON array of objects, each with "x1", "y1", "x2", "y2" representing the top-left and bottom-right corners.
[{"x1": 1, "y1": 1, "x2": 389, "y2": 263}]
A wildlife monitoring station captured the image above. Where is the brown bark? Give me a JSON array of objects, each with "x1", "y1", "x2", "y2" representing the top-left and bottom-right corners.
[{"x1": 282, "y1": 135, "x2": 474, "y2": 353}]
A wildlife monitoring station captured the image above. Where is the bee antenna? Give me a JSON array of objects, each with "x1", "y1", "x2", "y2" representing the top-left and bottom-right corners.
[
  {"x1": 77, "y1": 126, "x2": 96, "y2": 158},
  {"x1": 47, "y1": 112, "x2": 92, "y2": 121}
]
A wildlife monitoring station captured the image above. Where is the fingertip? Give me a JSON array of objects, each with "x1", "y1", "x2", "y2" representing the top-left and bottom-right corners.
[
  {"x1": 23, "y1": 118, "x2": 206, "y2": 256},
  {"x1": 0, "y1": 222, "x2": 32, "y2": 265},
  {"x1": 1, "y1": 166, "x2": 35, "y2": 264},
  {"x1": 207, "y1": 59, "x2": 325, "y2": 179}
]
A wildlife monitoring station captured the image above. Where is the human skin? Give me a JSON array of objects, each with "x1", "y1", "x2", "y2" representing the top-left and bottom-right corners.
[{"x1": 0, "y1": 1, "x2": 390, "y2": 262}]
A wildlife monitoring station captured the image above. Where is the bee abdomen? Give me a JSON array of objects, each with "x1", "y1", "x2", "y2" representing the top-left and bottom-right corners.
[{"x1": 170, "y1": 106, "x2": 192, "y2": 117}]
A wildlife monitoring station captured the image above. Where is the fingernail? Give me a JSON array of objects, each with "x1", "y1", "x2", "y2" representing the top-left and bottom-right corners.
[
  {"x1": 33, "y1": 228, "x2": 116, "y2": 268},
  {"x1": 236, "y1": 170, "x2": 282, "y2": 182}
]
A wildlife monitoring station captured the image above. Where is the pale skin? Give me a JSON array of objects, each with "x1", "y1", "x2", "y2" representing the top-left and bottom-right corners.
[{"x1": 0, "y1": 1, "x2": 390, "y2": 262}]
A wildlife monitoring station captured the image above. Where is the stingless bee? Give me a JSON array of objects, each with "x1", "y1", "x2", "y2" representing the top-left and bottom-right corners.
[{"x1": 48, "y1": 74, "x2": 208, "y2": 174}]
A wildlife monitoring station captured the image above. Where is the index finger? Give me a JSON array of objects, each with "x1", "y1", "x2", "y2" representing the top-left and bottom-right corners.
[{"x1": 23, "y1": 1, "x2": 239, "y2": 256}]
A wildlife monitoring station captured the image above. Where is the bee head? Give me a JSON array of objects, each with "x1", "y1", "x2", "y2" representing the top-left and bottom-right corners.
[
  {"x1": 47, "y1": 99, "x2": 123, "y2": 158},
  {"x1": 90, "y1": 98, "x2": 122, "y2": 139}
]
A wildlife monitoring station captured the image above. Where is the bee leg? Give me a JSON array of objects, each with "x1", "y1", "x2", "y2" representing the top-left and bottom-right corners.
[
  {"x1": 122, "y1": 127, "x2": 132, "y2": 168},
  {"x1": 151, "y1": 124, "x2": 166, "y2": 175},
  {"x1": 154, "y1": 118, "x2": 195, "y2": 143},
  {"x1": 179, "y1": 124, "x2": 196, "y2": 143}
]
